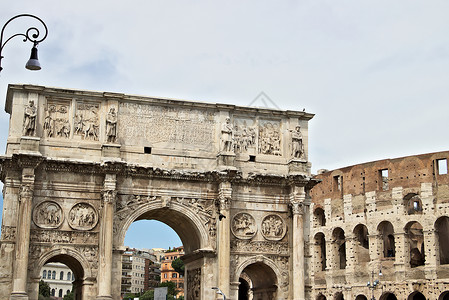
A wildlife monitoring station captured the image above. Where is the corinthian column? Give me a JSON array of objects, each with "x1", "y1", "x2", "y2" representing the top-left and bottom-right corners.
[
  {"x1": 96, "y1": 174, "x2": 116, "y2": 300},
  {"x1": 10, "y1": 169, "x2": 35, "y2": 300},
  {"x1": 290, "y1": 185, "x2": 305, "y2": 300},
  {"x1": 217, "y1": 180, "x2": 232, "y2": 299}
]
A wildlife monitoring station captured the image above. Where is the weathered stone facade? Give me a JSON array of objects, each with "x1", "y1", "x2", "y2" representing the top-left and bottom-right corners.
[
  {"x1": 0, "y1": 84, "x2": 316, "y2": 300},
  {"x1": 309, "y1": 152, "x2": 449, "y2": 300}
]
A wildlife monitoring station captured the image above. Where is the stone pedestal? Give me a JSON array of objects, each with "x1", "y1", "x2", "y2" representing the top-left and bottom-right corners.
[
  {"x1": 19, "y1": 136, "x2": 40, "y2": 153},
  {"x1": 217, "y1": 152, "x2": 235, "y2": 168},
  {"x1": 101, "y1": 143, "x2": 121, "y2": 159}
]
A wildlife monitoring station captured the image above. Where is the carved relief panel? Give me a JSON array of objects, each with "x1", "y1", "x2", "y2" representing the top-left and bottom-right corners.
[
  {"x1": 68, "y1": 203, "x2": 98, "y2": 230},
  {"x1": 118, "y1": 103, "x2": 215, "y2": 150},
  {"x1": 187, "y1": 268, "x2": 201, "y2": 300},
  {"x1": 261, "y1": 214, "x2": 287, "y2": 241},
  {"x1": 74, "y1": 101, "x2": 100, "y2": 141},
  {"x1": 231, "y1": 212, "x2": 257, "y2": 239},
  {"x1": 258, "y1": 120, "x2": 282, "y2": 156},
  {"x1": 232, "y1": 118, "x2": 257, "y2": 154},
  {"x1": 43, "y1": 100, "x2": 71, "y2": 138},
  {"x1": 33, "y1": 201, "x2": 64, "y2": 229}
]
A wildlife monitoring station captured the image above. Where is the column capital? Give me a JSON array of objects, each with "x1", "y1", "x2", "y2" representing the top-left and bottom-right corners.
[{"x1": 290, "y1": 201, "x2": 304, "y2": 215}]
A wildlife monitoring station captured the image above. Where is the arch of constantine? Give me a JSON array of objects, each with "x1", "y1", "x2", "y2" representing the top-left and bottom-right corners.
[
  {"x1": 0, "y1": 84, "x2": 316, "y2": 300},
  {"x1": 1, "y1": 84, "x2": 449, "y2": 300}
]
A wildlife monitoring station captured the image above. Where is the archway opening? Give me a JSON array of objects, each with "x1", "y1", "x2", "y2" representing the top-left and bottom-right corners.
[
  {"x1": 408, "y1": 291, "x2": 426, "y2": 300},
  {"x1": 405, "y1": 221, "x2": 425, "y2": 268},
  {"x1": 436, "y1": 216, "x2": 449, "y2": 265},
  {"x1": 41, "y1": 254, "x2": 85, "y2": 300},
  {"x1": 120, "y1": 203, "x2": 209, "y2": 300},
  {"x1": 355, "y1": 295, "x2": 368, "y2": 300},
  {"x1": 334, "y1": 291, "x2": 344, "y2": 300},
  {"x1": 238, "y1": 277, "x2": 250, "y2": 300},
  {"x1": 314, "y1": 207, "x2": 326, "y2": 226},
  {"x1": 378, "y1": 221, "x2": 395, "y2": 258},
  {"x1": 332, "y1": 228, "x2": 346, "y2": 269},
  {"x1": 238, "y1": 262, "x2": 277, "y2": 300},
  {"x1": 353, "y1": 224, "x2": 370, "y2": 264},
  {"x1": 314, "y1": 232, "x2": 326, "y2": 272},
  {"x1": 123, "y1": 219, "x2": 185, "y2": 299},
  {"x1": 380, "y1": 292, "x2": 398, "y2": 300},
  {"x1": 439, "y1": 291, "x2": 449, "y2": 300}
]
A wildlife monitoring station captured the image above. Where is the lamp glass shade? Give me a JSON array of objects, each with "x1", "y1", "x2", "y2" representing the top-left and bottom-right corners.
[{"x1": 25, "y1": 46, "x2": 41, "y2": 70}]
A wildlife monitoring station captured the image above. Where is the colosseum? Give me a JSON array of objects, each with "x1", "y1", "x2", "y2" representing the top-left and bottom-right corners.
[{"x1": 308, "y1": 151, "x2": 449, "y2": 300}]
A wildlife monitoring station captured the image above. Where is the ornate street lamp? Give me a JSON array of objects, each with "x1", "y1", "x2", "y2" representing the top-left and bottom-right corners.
[
  {"x1": 212, "y1": 287, "x2": 227, "y2": 300},
  {"x1": 367, "y1": 269, "x2": 383, "y2": 300},
  {"x1": 0, "y1": 14, "x2": 48, "y2": 73}
]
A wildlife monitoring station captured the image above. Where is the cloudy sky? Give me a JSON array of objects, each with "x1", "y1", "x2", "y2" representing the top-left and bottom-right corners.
[{"x1": 1, "y1": 1, "x2": 448, "y2": 249}]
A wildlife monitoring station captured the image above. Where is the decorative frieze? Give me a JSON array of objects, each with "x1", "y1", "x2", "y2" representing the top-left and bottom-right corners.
[
  {"x1": 0, "y1": 226, "x2": 16, "y2": 241},
  {"x1": 74, "y1": 101, "x2": 100, "y2": 141},
  {"x1": 187, "y1": 268, "x2": 201, "y2": 300},
  {"x1": 258, "y1": 120, "x2": 282, "y2": 156},
  {"x1": 231, "y1": 240, "x2": 289, "y2": 255},
  {"x1": 43, "y1": 100, "x2": 71, "y2": 138},
  {"x1": 30, "y1": 229, "x2": 98, "y2": 244}
]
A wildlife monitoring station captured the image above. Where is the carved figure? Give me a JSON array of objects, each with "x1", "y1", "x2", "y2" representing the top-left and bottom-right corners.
[
  {"x1": 187, "y1": 268, "x2": 201, "y2": 300},
  {"x1": 291, "y1": 125, "x2": 304, "y2": 159},
  {"x1": 106, "y1": 107, "x2": 117, "y2": 143},
  {"x1": 74, "y1": 114, "x2": 84, "y2": 134},
  {"x1": 43, "y1": 110, "x2": 55, "y2": 137},
  {"x1": 23, "y1": 100, "x2": 37, "y2": 136},
  {"x1": 232, "y1": 213, "x2": 257, "y2": 239},
  {"x1": 221, "y1": 117, "x2": 233, "y2": 152}
]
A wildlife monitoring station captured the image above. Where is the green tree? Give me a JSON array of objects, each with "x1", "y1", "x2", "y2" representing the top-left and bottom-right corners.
[
  {"x1": 38, "y1": 280, "x2": 50, "y2": 297},
  {"x1": 139, "y1": 290, "x2": 154, "y2": 300},
  {"x1": 63, "y1": 291, "x2": 74, "y2": 300},
  {"x1": 123, "y1": 293, "x2": 138, "y2": 300},
  {"x1": 171, "y1": 257, "x2": 185, "y2": 276}
]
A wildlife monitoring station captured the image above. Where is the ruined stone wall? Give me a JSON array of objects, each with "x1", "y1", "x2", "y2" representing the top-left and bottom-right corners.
[{"x1": 308, "y1": 151, "x2": 449, "y2": 300}]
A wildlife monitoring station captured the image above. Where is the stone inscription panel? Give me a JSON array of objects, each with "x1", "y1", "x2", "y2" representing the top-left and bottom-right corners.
[{"x1": 118, "y1": 103, "x2": 216, "y2": 150}]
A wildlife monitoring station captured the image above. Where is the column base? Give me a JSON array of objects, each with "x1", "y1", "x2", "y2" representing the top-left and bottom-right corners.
[
  {"x1": 96, "y1": 296, "x2": 113, "y2": 300},
  {"x1": 9, "y1": 292, "x2": 28, "y2": 300}
]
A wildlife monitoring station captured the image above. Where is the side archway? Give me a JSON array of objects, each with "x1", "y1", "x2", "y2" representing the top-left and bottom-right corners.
[
  {"x1": 380, "y1": 292, "x2": 398, "y2": 300},
  {"x1": 30, "y1": 247, "x2": 94, "y2": 300},
  {"x1": 408, "y1": 291, "x2": 426, "y2": 300},
  {"x1": 439, "y1": 291, "x2": 449, "y2": 300},
  {"x1": 234, "y1": 256, "x2": 284, "y2": 300}
]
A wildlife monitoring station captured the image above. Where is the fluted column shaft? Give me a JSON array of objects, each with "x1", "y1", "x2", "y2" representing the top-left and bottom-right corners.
[
  {"x1": 217, "y1": 180, "x2": 232, "y2": 299},
  {"x1": 290, "y1": 185, "x2": 305, "y2": 300},
  {"x1": 10, "y1": 169, "x2": 35, "y2": 300},
  {"x1": 96, "y1": 174, "x2": 116, "y2": 300}
]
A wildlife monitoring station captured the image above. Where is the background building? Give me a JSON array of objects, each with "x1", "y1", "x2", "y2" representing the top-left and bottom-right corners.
[
  {"x1": 121, "y1": 248, "x2": 161, "y2": 296},
  {"x1": 40, "y1": 262, "x2": 74, "y2": 299},
  {"x1": 161, "y1": 246, "x2": 185, "y2": 296},
  {"x1": 308, "y1": 151, "x2": 449, "y2": 300}
]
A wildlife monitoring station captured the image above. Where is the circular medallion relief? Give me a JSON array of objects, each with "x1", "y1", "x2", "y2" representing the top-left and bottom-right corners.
[
  {"x1": 231, "y1": 212, "x2": 257, "y2": 239},
  {"x1": 261, "y1": 214, "x2": 287, "y2": 241},
  {"x1": 68, "y1": 203, "x2": 98, "y2": 231},
  {"x1": 33, "y1": 201, "x2": 63, "y2": 229}
]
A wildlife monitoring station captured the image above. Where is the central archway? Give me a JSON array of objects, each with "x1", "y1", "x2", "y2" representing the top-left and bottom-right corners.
[{"x1": 114, "y1": 199, "x2": 215, "y2": 299}]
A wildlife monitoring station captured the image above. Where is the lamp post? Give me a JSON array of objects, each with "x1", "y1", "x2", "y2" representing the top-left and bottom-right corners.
[
  {"x1": 212, "y1": 287, "x2": 227, "y2": 300},
  {"x1": 367, "y1": 269, "x2": 383, "y2": 300},
  {"x1": 0, "y1": 14, "x2": 48, "y2": 73}
]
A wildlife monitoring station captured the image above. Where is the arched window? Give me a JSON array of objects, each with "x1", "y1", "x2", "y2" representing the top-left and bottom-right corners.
[
  {"x1": 59, "y1": 289, "x2": 63, "y2": 297},
  {"x1": 332, "y1": 228, "x2": 346, "y2": 269},
  {"x1": 404, "y1": 194, "x2": 422, "y2": 215},
  {"x1": 378, "y1": 221, "x2": 395, "y2": 258},
  {"x1": 436, "y1": 216, "x2": 449, "y2": 265},
  {"x1": 405, "y1": 221, "x2": 425, "y2": 268},
  {"x1": 314, "y1": 232, "x2": 326, "y2": 272},
  {"x1": 335, "y1": 291, "x2": 344, "y2": 300},
  {"x1": 355, "y1": 296, "x2": 368, "y2": 300},
  {"x1": 439, "y1": 291, "x2": 449, "y2": 300},
  {"x1": 67, "y1": 290, "x2": 71, "y2": 295},
  {"x1": 60, "y1": 271, "x2": 64, "y2": 280},
  {"x1": 67, "y1": 272, "x2": 71, "y2": 281},
  {"x1": 52, "y1": 271, "x2": 56, "y2": 280},
  {"x1": 314, "y1": 207, "x2": 326, "y2": 227},
  {"x1": 407, "y1": 291, "x2": 426, "y2": 300},
  {"x1": 42, "y1": 270, "x2": 47, "y2": 279},
  {"x1": 353, "y1": 224, "x2": 370, "y2": 265},
  {"x1": 51, "y1": 289, "x2": 55, "y2": 296}
]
